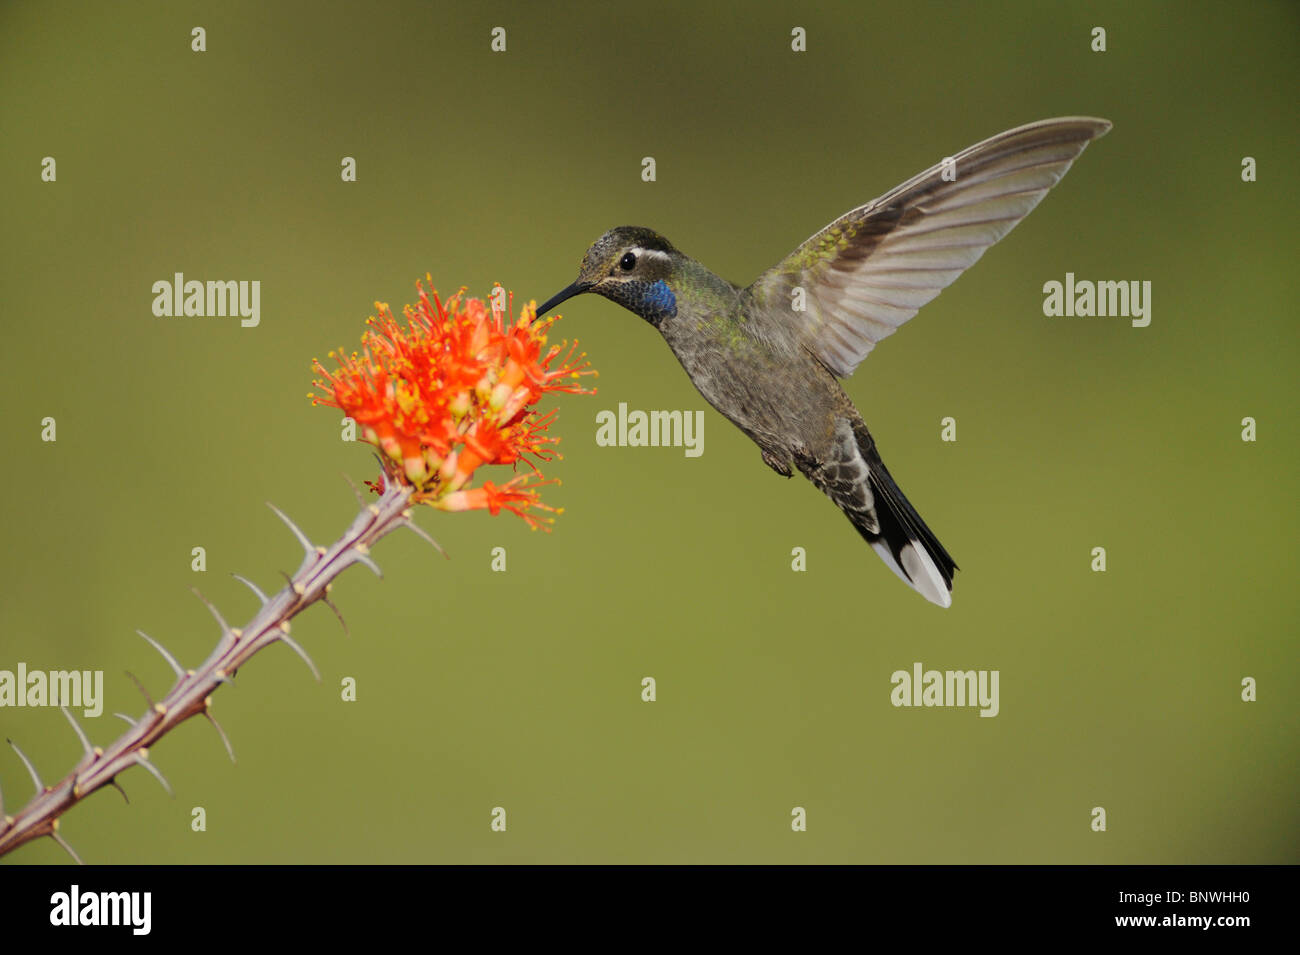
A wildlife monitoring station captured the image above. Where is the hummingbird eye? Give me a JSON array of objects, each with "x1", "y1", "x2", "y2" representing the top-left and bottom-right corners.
[{"x1": 618, "y1": 252, "x2": 637, "y2": 271}]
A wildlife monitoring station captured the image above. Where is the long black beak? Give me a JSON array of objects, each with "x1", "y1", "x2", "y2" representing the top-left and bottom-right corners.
[{"x1": 536, "y1": 279, "x2": 591, "y2": 317}]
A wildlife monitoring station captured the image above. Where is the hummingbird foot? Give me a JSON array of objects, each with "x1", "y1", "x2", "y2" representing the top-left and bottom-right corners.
[{"x1": 761, "y1": 448, "x2": 793, "y2": 478}]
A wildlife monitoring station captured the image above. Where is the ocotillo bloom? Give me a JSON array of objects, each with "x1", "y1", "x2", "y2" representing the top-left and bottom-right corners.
[{"x1": 312, "y1": 280, "x2": 595, "y2": 526}]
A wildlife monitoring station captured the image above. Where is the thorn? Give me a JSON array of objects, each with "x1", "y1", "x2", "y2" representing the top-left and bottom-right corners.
[
  {"x1": 113, "y1": 712, "x2": 138, "y2": 727},
  {"x1": 279, "y1": 569, "x2": 307, "y2": 598},
  {"x1": 124, "y1": 670, "x2": 157, "y2": 710},
  {"x1": 267, "y1": 501, "x2": 317, "y2": 559},
  {"x1": 213, "y1": 668, "x2": 236, "y2": 688},
  {"x1": 109, "y1": 776, "x2": 130, "y2": 804},
  {"x1": 8, "y1": 739, "x2": 45, "y2": 795},
  {"x1": 50, "y1": 829, "x2": 85, "y2": 865},
  {"x1": 137, "y1": 630, "x2": 186, "y2": 680},
  {"x1": 135, "y1": 750, "x2": 173, "y2": 798},
  {"x1": 278, "y1": 632, "x2": 321, "y2": 682},
  {"x1": 203, "y1": 708, "x2": 236, "y2": 763},
  {"x1": 60, "y1": 707, "x2": 97, "y2": 760},
  {"x1": 231, "y1": 573, "x2": 269, "y2": 605},
  {"x1": 321, "y1": 593, "x2": 349, "y2": 636},
  {"x1": 348, "y1": 546, "x2": 383, "y2": 578},
  {"x1": 401, "y1": 516, "x2": 448, "y2": 558},
  {"x1": 341, "y1": 471, "x2": 367, "y2": 507},
  {"x1": 192, "y1": 588, "x2": 233, "y2": 638}
]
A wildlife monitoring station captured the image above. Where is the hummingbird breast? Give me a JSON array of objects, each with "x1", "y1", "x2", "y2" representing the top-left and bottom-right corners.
[{"x1": 659, "y1": 307, "x2": 846, "y2": 466}]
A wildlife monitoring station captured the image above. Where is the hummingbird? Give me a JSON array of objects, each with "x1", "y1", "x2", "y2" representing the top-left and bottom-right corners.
[{"x1": 538, "y1": 117, "x2": 1111, "y2": 607}]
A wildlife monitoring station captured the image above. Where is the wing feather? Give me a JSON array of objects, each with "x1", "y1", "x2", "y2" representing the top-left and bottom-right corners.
[{"x1": 749, "y1": 117, "x2": 1111, "y2": 377}]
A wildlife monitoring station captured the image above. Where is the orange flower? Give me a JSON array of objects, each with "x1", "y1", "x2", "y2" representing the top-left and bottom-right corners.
[
  {"x1": 311, "y1": 279, "x2": 595, "y2": 526},
  {"x1": 434, "y1": 475, "x2": 557, "y2": 523}
]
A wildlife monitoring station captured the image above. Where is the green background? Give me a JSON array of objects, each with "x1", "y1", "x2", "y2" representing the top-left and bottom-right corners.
[{"x1": 1, "y1": 0, "x2": 1295, "y2": 863}]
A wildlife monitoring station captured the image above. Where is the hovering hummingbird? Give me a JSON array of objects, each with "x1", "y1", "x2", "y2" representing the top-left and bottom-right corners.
[{"x1": 538, "y1": 117, "x2": 1111, "y2": 607}]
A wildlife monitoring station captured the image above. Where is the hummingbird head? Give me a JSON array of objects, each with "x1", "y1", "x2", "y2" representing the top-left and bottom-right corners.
[{"x1": 537, "y1": 226, "x2": 681, "y2": 327}]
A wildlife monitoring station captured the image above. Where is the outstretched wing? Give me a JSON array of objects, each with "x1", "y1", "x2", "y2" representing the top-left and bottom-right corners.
[{"x1": 749, "y1": 117, "x2": 1111, "y2": 377}]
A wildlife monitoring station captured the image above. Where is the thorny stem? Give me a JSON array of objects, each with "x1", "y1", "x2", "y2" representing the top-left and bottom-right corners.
[{"x1": 0, "y1": 479, "x2": 420, "y2": 862}]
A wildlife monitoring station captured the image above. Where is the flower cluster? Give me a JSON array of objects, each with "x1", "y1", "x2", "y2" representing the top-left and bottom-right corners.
[{"x1": 312, "y1": 280, "x2": 594, "y2": 526}]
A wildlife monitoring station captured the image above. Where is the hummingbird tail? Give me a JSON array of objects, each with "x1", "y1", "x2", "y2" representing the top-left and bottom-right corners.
[
  {"x1": 857, "y1": 453, "x2": 957, "y2": 608},
  {"x1": 803, "y1": 419, "x2": 957, "y2": 607}
]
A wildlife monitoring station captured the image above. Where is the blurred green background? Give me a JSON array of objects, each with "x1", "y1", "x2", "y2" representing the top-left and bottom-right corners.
[{"x1": 1, "y1": 0, "x2": 1295, "y2": 864}]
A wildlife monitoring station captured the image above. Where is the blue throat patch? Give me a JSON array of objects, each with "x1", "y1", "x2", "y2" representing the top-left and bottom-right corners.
[{"x1": 641, "y1": 280, "x2": 677, "y2": 323}]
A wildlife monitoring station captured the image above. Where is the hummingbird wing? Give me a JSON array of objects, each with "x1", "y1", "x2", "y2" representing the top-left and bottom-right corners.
[{"x1": 749, "y1": 117, "x2": 1111, "y2": 378}]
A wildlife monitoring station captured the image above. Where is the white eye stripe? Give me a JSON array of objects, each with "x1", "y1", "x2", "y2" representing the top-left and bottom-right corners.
[{"x1": 629, "y1": 247, "x2": 671, "y2": 265}]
